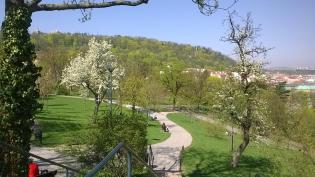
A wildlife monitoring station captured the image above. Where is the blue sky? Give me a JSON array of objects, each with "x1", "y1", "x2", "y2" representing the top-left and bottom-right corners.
[{"x1": 1, "y1": 0, "x2": 314, "y2": 68}]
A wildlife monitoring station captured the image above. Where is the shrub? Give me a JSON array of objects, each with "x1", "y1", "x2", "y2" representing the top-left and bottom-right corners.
[{"x1": 71, "y1": 109, "x2": 148, "y2": 176}]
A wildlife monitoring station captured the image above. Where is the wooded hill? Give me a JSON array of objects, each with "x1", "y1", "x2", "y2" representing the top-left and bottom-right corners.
[{"x1": 31, "y1": 31, "x2": 234, "y2": 70}]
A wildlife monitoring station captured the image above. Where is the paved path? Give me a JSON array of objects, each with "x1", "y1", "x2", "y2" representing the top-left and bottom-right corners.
[
  {"x1": 151, "y1": 112, "x2": 192, "y2": 177},
  {"x1": 30, "y1": 146, "x2": 80, "y2": 177}
]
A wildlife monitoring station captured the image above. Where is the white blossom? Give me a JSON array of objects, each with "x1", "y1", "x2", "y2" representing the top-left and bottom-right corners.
[{"x1": 61, "y1": 37, "x2": 124, "y2": 100}]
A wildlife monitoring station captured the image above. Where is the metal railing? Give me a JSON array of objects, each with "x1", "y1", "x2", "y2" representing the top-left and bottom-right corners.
[
  {"x1": 85, "y1": 142, "x2": 160, "y2": 177},
  {"x1": 0, "y1": 141, "x2": 83, "y2": 177},
  {"x1": 1, "y1": 141, "x2": 159, "y2": 177}
]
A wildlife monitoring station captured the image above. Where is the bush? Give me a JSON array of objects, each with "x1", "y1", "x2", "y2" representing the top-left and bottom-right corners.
[{"x1": 70, "y1": 109, "x2": 148, "y2": 176}]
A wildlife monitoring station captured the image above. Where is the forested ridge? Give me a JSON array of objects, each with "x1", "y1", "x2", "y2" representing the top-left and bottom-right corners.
[{"x1": 31, "y1": 31, "x2": 234, "y2": 70}]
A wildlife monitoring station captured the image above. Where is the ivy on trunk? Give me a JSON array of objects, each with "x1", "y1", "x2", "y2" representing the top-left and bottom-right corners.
[
  {"x1": 0, "y1": 0, "x2": 147, "y2": 176},
  {"x1": 0, "y1": 4, "x2": 41, "y2": 176}
]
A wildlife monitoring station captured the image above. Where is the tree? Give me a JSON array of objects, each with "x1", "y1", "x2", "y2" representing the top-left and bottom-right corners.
[
  {"x1": 36, "y1": 46, "x2": 74, "y2": 94},
  {"x1": 0, "y1": 0, "x2": 233, "y2": 175},
  {"x1": 61, "y1": 38, "x2": 123, "y2": 122},
  {"x1": 213, "y1": 12, "x2": 270, "y2": 168},
  {"x1": 121, "y1": 71, "x2": 145, "y2": 112},
  {"x1": 182, "y1": 69, "x2": 209, "y2": 111},
  {"x1": 143, "y1": 76, "x2": 166, "y2": 111},
  {"x1": 160, "y1": 62, "x2": 187, "y2": 110}
]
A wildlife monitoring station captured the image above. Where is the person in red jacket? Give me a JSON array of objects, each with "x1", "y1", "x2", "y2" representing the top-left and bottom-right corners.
[{"x1": 28, "y1": 158, "x2": 39, "y2": 177}]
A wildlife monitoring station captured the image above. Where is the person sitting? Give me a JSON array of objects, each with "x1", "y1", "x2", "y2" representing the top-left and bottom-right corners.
[
  {"x1": 28, "y1": 158, "x2": 39, "y2": 177},
  {"x1": 161, "y1": 123, "x2": 169, "y2": 132}
]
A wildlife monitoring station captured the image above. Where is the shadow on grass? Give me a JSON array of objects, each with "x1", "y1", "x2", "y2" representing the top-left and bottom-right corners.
[
  {"x1": 40, "y1": 121, "x2": 85, "y2": 132},
  {"x1": 37, "y1": 116, "x2": 78, "y2": 122},
  {"x1": 44, "y1": 103, "x2": 68, "y2": 107},
  {"x1": 184, "y1": 147, "x2": 278, "y2": 177}
]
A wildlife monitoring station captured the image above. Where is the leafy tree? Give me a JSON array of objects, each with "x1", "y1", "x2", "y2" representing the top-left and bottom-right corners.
[
  {"x1": 160, "y1": 62, "x2": 187, "y2": 110},
  {"x1": 182, "y1": 69, "x2": 210, "y2": 111},
  {"x1": 142, "y1": 76, "x2": 166, "y2": 111},
  {"x1": 121, "y1": 71, "x2": 145, "y2": 111},
  {"x1": 36, "y1": 47, "x2": 74, "y2": 94},
  {"x1": 213, "y1": 12, "x2": 270, "y2": 167},
  {"x1": 61, "y1": 38, "x2": 123, "y2": 122},
  {"x1": 284, "y1": 92, "x2": 314, "y2": 157},
  {"x1": 71, "y1": 109, "x2": 148, "y2": 176},
  {"x1": 274, "y1": 81, "x2": 290, "y2": 100}
]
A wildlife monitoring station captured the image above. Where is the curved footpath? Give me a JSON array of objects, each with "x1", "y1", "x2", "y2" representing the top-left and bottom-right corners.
[
  {"x1": 151, "y1": 112, "x2": 192, "y2": 177},
  {"x1": 31, "y1": 96, "x2": 193, "y2": 176}
]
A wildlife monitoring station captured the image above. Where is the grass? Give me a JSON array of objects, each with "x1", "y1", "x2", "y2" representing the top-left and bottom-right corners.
[
  {"x1": 147, "y1": 119, "x2": 170, "y2": 144},
  {"x1": 168, "y1": 113, "x2": 315, "y2": 177},
  {"x1": 34, "y1": 95, "x2": 169, "y2": 146}
]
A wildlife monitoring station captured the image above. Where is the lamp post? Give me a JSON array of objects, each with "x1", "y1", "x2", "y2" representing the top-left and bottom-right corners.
[{"x1": 106, "y1": 64, "x2": 114, "y2": 116}]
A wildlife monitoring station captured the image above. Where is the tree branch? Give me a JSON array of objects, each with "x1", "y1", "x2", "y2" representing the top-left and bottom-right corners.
[
  {"x1": 31, "y1": 0, "x2": 42, "y2": 5},
  {"x1": 192, "y1": 0, "x2": 238, "y2": 16},
  {"x1": 31, "y1": 0, "x2": 149, "y2": 12}
]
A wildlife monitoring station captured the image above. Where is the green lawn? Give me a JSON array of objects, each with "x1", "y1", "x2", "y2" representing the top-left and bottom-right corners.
[
  {"x1": 35, "y1": 96, "x2": 169, "y2": 146},
  {"x1": 168, "y1": 113, "x2": 315, "y2": 177},
  {"x1": 147, "y1": 119, "x2": 170, "y2": 144}
]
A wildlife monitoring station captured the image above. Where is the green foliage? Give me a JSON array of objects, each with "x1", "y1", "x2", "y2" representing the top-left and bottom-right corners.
[
  {"x1": 160, "y1": 61, "x2": 188, "y2": 110},
  {"x1": 168, "y1": 113, "x2": 315, "y2": 177},
  {"x1": 70, "y1": 109, "x2": 148, "y2": 176},
  {"x1": 181, "y1": 70, "x2": 210, "y2": 111},
  {"x1": 274, "y1": 82, "x2": 290, "y2": 100},
  {"x1": 121, "y1": 71, "x2": 146, "y2": 110},
  {"x1": 31, "y1": 32, "x2": 234, "y2": 94},
  {"x1": 30, "y1": 32, "x2": 234, "y2": 69},
  {"x1": 0, "y1": 6, "x2": 41, "y2": 176}
]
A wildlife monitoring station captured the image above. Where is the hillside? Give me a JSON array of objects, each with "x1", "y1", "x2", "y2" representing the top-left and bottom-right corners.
[{"x1": 31, "y1": 31, "x2": 234, "y2": 70}]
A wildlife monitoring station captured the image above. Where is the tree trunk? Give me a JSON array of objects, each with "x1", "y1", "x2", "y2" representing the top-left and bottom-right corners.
[
  {"x1": 132, "y1": 102, "x2": 136, "y2": 112},
  {"x1": 93, "y1": 97, "x2": 101, "y2": 123},
  {"x1": 1, "y1": 2, "x2": 40, "y2": 176},
  {"x1": 230, "y1": 127, "x2": 250, "y2": 168},
  {"x1": 172, "y1": 96, "x2": 176, "y2": 111}
]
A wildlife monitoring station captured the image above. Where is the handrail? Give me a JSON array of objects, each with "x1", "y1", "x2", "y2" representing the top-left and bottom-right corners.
[
  {"x1": 85, "y1": 142, "x2": 124, "y2": 177},
  {"x1": 123, "y1": 145, "x2": 159, "y2": 177},
  {"x1": 1, "y1": 141, "x2": 160, "y2": 177},
  {"x1": 0, "y1": 141, "x2": 83, "y2": 175},
  {"x1": 85, "y1": 142, "x2": 160, "y2": 177}
]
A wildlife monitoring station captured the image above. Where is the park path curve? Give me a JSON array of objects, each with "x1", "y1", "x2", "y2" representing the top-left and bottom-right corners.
[{"x1": 151, "y1": 112, "x2": 192, "y2": 177}]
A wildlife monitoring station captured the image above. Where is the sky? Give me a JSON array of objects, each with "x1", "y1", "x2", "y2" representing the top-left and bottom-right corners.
[{"x1": 0, "y1": 0, "x2": 314, "y2": 68}]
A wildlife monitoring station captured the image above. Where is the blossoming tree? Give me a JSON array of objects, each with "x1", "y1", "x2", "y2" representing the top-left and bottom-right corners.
[
  {"x1": 61, "y1": 38, "x2": 123, "y2": 123},
  {"x1": 213, "y1": 12, "x2": 271, "y2": 167}
]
